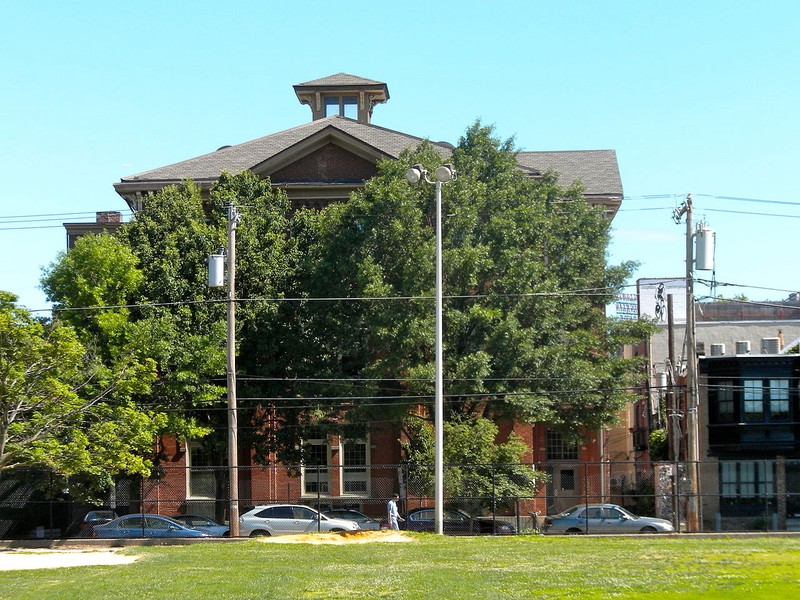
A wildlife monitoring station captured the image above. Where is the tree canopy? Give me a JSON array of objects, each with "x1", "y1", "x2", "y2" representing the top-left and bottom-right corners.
[
  {"x1": 38, "y1": 122, "x2": 652, "y2": 476},
  {"x1": 0, "y1": 290, "x2": 161, "y2": 498},
  {"x1": 262, "y1": 122, "x2": 652, "y2": 455}
]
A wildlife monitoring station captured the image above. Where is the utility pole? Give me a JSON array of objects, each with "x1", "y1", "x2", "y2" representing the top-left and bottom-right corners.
[
  {"x1": 673, "y1": 194, "x2": 700, "y2": 531},
  {"x1": 226, "y1": 202, "x2": 240, "y2": 537}
]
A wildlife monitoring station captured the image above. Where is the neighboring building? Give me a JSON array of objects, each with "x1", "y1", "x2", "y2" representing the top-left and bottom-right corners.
[
  {"x1": 699, "y1": 352, "x2": 800, "y2": 530},
  {"x1": 64, "y1": 211, "x2": 123, "y2": 248},
  {"x1": 640, "y1": 278, "x2": 800, "y2": 464},
  {"x1": 97, "y1": 74, "x2": 628, "y2": 518},
  {"x1": 635, "y1": 286, "x2": 800, "y2": 530}
]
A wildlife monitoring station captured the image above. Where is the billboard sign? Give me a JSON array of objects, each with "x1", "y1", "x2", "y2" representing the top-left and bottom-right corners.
[{"x1": 637, "y1": 278, "x2": 687, "y2": 324}]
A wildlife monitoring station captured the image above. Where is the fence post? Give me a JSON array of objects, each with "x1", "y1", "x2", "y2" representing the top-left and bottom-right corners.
[
  {"x1": 765, "y1": 459, "x2": 770, "y2": 532},
  {"x1": 317, "y1": 465, "x2": 322, "y2": 532},
  {"x1": 491, "y1": 465, "x2": 497, "y2": 535}
]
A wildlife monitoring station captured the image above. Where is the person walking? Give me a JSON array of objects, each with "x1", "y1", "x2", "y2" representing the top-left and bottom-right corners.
[{"x1": 387, "y1": 494, "x2": 403, "y2": 530}]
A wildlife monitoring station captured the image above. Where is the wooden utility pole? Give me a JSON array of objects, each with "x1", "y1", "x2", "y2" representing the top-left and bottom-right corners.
[
  {"x1": 227, "y1": 203, "x2": 240, "y2": 537},
  {"x1": 674, "y1": 194, "x2": 700, "y2": 531}
]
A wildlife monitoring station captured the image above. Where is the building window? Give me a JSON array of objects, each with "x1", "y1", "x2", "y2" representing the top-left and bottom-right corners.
[
  {"x1": 546, "y1": 429, "x2": 579, "y2": 460},
  {"x1": 720, "y1": 461, "x2": 774, "y2": 513},
  {"x1": 770, "y1": 379, "x2": 790, "y2": 421},
  {"x1": 743, "y1": 378, "x2": 791, "y2": 423},
  {"x1": 743, "y1": 379, "x2": 764, "y2": 422},
  {"x1": 324, "y1": 96, "x2": 357, "y2": 118},
  {"x1": 560, "y1": 469, "x2": 575, "y2": 490},
  {"x1": 187, "y1": 443, "x2": 216, "y2": 499},
  {"x1": 342, "y1": 438, "x2": 369, "y2": 495},
  {"x1": 715, "y1": 380, "x2": 735, "y2": 422},
  {"x1": 302, "y1": 438, "x2": 330, "y2": 495}
]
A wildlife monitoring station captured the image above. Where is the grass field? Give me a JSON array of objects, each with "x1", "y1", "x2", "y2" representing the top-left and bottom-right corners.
[{"x1": 1, "y1": 533, "x2": 799, "y2": 599}]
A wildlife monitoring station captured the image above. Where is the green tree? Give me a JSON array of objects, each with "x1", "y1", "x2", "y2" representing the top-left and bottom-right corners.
[
  {"x1": 402, "y1": 416, "x2": 544, "y2": 512},
  {"x1": 41, "y1": 173, "x2": 299, "y2": 485},
  {"x1": 41, "y1": 231, "x2": 214, "y2": 449},
  {"x1": 0, "y1": 291, "x2": 161, "y2": 498},
  {"x1": 281, "y1": 122, "x2": 652, "y2": 455}
]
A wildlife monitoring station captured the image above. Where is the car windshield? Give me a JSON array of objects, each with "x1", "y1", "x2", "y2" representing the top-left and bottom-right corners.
[{"x1": 616, "y1": 506, "x2": 639, "y2": 519}]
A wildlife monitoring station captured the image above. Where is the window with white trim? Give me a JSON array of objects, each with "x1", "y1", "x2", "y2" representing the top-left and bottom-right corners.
[
  {"x1": 546, "y1": 429, "x2": 578, "y2": 460},
  {"x1": 302, "y1": 438, "x2": 330, "y2": 495},
  {"x1": 187, "y1": 442, "x2": 216, "y2": 499},
  {"x1": 342, "y1": 438, "x2": 369, "y2": 495}
]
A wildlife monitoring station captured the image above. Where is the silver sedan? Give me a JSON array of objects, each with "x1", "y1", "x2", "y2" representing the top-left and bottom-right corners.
[{"x1": 542, "y1": 503, "x2": 674, "y2": 534}]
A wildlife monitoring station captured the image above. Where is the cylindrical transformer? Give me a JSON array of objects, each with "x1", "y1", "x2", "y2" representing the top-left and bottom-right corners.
[
  {"x1": 208, "y1": 253, "x2": 225, "y2": 287},
  {"x1": 695, "y1": 223, "x2": 715, "y2": 271}
]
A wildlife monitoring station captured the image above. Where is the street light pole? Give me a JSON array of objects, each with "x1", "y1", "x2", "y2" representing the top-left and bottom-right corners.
[
  {"x1": 406, "y1": 163, "x2": 456, "y2": 535},
  {"x1": 433, "y1": 177, "x2": 444, "y2": 536}
]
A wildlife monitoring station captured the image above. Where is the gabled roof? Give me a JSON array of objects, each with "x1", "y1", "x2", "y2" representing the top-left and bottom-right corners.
[{"x1": 116, "y1": 116, "x2": 444, "y2": 190}]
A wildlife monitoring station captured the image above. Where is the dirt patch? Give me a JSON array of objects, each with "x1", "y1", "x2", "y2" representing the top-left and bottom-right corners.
[
  {"x1": 257, "y1": 530, "x2": 414, "y2": 545},
  {"x1": 0, "y1": 549, "x2": 139, "y2": 571}
]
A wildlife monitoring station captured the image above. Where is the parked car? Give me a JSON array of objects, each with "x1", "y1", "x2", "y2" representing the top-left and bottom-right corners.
[
  {"x1": 170, "y1": 514, "x2": 229, "y2": 537},
  {"x1": 322, "y1": 509, "x2": 381, "y2": 530},
  {"x1": 542, "y1": 504, "x2": 675, "y2": 534},
  {"x1": 404, "y1": 508, "x2": 516, "y2": 535},
  {"x1": 66, "y1": 510, "x2": 118, "y2": 537},
  {"x1": 239, "y1": 504, "x2": 361, "y2": 537},
  {"x1": 93, "y1": 514, "x2": 211, "y2": 538}
]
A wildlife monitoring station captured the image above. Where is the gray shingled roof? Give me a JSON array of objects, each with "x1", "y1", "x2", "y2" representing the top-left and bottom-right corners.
[
  {"x1": 295, "y1": 73, "x2": 386, "y2": 87},
  {"x1": 516, "y1": 150, "x2": 622, "y2": 197},
  {"x1": 117, "y1": 119, "x2": 621, "y2": 199},
  {"x1": 119, "y1": 116, "x2": 444, "y2": 184}
]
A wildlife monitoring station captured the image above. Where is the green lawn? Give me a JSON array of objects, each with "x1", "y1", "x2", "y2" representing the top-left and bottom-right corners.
[{"x1": 2, "y1": 534, "x2": 799, "y2": 599}]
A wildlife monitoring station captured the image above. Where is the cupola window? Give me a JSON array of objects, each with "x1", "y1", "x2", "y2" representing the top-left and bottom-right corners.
[{"x1": 324, "y1": 96, "x2": 358, "y2": 118}]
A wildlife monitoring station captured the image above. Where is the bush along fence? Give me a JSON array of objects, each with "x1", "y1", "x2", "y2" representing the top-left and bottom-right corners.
[{"x1": 2, "y1": 459, "x2": 800, "y2": 538}]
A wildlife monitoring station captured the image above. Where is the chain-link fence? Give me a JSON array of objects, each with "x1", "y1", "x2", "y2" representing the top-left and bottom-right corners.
[{"x1": 3, "y1": 459, "x2": 800, "y2": 538}]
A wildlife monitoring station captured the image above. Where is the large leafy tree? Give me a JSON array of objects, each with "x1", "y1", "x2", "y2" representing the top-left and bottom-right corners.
[
  {"x1": 402, "y1": 416, "x2": 542, "y2": 512},
  {"x1": 38, "y1": 124, "x2": 651, "y2": 479},
  {"x1": 277, "y1": 122, "x2": 652, "y2": 453},
  {"x1": 41, "y1": 173, "x2": 298, "y2": 480},
  {"x1": 0, "y1": 291, "x2": 161, "y2": 498}
]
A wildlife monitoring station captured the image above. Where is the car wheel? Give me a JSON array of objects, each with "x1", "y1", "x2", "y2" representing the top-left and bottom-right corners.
[
  {"x1": 639, "y1": 526, "x2": 657, "y2": 533},
  {"x1": 329, "y1": 528, "x2": 344, "y2": 533},
  {"x1": 249, "y1": 530, "x2": 270, "y2": 537},
  {"x1": 223, "y1": 531, "x2": 230, "y2": 537},
  {"x1": 565, "y1": 528, "x2": 583, "y2": 534}
]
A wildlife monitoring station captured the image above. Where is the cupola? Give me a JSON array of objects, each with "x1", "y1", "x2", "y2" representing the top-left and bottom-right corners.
[{"x1": 294, "y1": 73, "x2": 389, "y2": 124}]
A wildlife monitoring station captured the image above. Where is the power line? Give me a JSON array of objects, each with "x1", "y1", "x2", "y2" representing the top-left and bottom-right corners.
[
  {"x1": 701, "y1": 207, "x2": 800, "y2": 219},
  {"x1": 0, "y1": 210, "x2": 131, "y2": 221},
  {"x1": 39, "y1": 286, "x2": 620, "y2": 314}
]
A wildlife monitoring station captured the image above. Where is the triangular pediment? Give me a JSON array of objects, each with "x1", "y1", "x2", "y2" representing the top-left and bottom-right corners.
[{"x1": 250, "y1": 125, "x2": 392, "y2": 182}]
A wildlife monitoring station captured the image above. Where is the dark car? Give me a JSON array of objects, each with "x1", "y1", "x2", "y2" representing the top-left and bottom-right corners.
[
  {"x1": 404, "y1": 508, "x2": 516, "y2": 535},
  {"x1": 66, "y1": 510, "x2": 118, "y2": 537},
  {"x1": 93, "y1": 514, "x2": 211, "y2": 538},
  {"x1": 322, "y1": 509, "x2": 381, "y2": 530}
]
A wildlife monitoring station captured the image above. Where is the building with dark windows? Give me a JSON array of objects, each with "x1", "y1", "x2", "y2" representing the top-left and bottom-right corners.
[{"x1": 700, "y1": 351, "x2": 800, "y2": 530}]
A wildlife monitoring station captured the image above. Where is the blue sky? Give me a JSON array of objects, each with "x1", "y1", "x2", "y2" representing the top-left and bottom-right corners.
[{"x1": 2, "y1": 1, "x2": 799, "y2": 312}]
